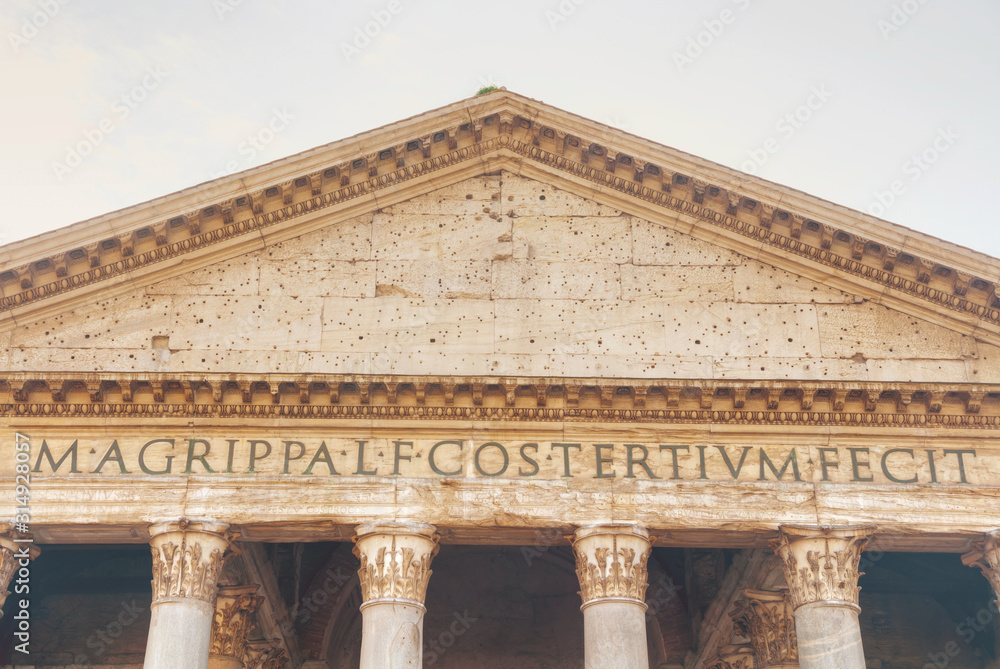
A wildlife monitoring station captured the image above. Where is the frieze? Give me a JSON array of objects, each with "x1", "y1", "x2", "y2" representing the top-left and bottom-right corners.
[
  {"x1": 2, "y1": 96, "x2": 997, "y2": 344},
  {"x1": 21, "y1": 438, "x2": 987, "y2": 486}
]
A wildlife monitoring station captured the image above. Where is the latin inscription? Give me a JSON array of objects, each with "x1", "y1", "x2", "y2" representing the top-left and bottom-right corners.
[{"x1": 20, "y1": 437, "x2": 985, "y2": 485}]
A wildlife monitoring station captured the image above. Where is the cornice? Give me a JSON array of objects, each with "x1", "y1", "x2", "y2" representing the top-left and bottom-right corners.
[
  {"x1": 3, "y1": 374, "x2": 1000, "y2": 428},
  {"x1": 3, "y1": 91, "x2": 999, "y2": 344}
]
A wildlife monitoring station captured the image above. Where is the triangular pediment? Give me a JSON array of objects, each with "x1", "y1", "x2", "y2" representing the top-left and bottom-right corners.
[
  {"x1": 3, "y1": 90, "x2": 1000, "y2": 388},
  {"x1": 6, "y1": 170, "x2": 1000, "y2": 390}
]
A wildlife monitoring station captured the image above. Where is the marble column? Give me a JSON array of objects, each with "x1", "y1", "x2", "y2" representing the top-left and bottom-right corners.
[
  {"x1": 962, "y1": 530, "x2": 1000, "y2": 606},
  {"x1": 731, "y1": 589, "x2": 799, "y2": 669},
  {"x1": 770, "y1": 525, "x2": 875, "y2": 669},
  {"x1": 143, "y1": 519, "x2": 233, "y2": 669},
  {"x1": 353, "y1": 522, "x2": 439, "y2": 669},
  {"x1": 209, "y1": 584, "x2": 263, "y2": 669},
  {"x1": 571, "y1": 524, "x2": 652, "y2": 669}
]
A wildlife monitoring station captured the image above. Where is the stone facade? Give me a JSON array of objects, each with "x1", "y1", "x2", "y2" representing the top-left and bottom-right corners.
[{"x1": 2, "y1": 90, "x2": 1000, "y2": 668}]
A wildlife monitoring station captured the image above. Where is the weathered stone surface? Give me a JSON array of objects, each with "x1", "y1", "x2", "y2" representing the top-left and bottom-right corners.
[
  {"x1": 495, "y1": 299, "x2": 664, "y2": 356},
  {"x1": 793, "y1": 604, "x2": 866, "y2": 669},
  {"x1": 372, "y1": 210, "x2": 510, "y2": 261},
  {"x1": 866, "y1": 358, "x2": 969, "y2": 383},
  {"x1": 376, "y1": 260, "x2": 491, "y2": 299},
  {"x1": 259, "y1": 259, "x2": 375, "y2": 297},
  {"x1": 7, "y1": 173, "x2": 989, "y2": 381},
  {"x1": 817, "y1": 304, "x2": 974, "y2": 360},
  {"x1": 0, "y1": 331, "x2": 11, "y2": 370},
  {"x1": 380, "y1": 175, "x2": 501, "y2": 216},
  {"x1": 965, "y1": 340, "x2": 1000, "y2": 383},
  {"x1": 622, "y1": 265, "x2": 734, "y2": 301},
  {"x1": 172, "y1": 296, "x2": 323, "y2": 351},
  {"x1": 264, "y1": 213, "x2": 372, "y2": 261},
  {"x1": 632, "y1": 220, "x2": 743, "y2": 266},
  {"x1": 9, "y1": 346, "x2": 162, "y2": 373},
  {"x1": 492, "y1": 261, "x2": 621, "y2": 300},
  {"x1": 663, "y1": 303, "x2": 820, "y2": 359},
  {"x1": 502, "y1": 173, "x2": 621, "y2": 217},
  {"x1": 712, "y1": 356, "x2": 866, "y2": 380},
  {"x1": 321, "y1": 297, "x2": 494, "y2": 353},
  {"x1": 733, "y1": 261, "x2": 851, "y2": 304},
  {"x1": 10, "y1": 293, "x2": 172, "y2": 350},
  {"x1": 512, "y1": 215, "x2": 632, "y2": 262},
  {"x1": 147, "y1": 257, "x2": 261, "y2": 296}
]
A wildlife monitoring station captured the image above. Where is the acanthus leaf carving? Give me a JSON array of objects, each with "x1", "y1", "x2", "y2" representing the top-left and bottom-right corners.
[
  {"x1": 962, "y1": 530, "x2": 1000, "y2": 605},
  {"x1": 149, "y1": 519, "x2": 231, "y2": 604},
  {"x1": 210, "y1": 584, "x2": 263, "y2": 659},
  {"x1": 769, "y1": 524, "x2": 875, "y2": 610},
  {"x1": 572, "y1": 525, "x2": 651, "y2": 607},
  {"x1": 730, "y1": 589, "x2": 798, "y2": 669},
  {"x1": 353, "y1": 523, "x2": 439, "y2": 606}
]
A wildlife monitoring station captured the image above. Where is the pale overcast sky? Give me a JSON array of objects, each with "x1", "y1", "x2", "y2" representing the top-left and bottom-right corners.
[{"x1": 1, "y1": 0, "x2": 998, "y2": 256}]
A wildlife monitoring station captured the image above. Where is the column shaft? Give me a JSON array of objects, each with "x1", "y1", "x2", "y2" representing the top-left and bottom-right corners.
[
  {"x1": 572, "y1": 524, "x2": 652, "y2": 669},
  {"x1": 793, "y1": 603, "x2": 864, "y2": 669},
  {"x1": 770, "y1": 525, "x2": 875, "y2": 669},
  {"x1": 353, "y1": 522, "x2": 439, "y2": 669},
  {"x1": 143, "y1": 519, "x2": 231, "y2": 669}
]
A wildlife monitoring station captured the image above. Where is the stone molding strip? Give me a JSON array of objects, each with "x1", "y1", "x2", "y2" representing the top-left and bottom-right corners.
[{"x1": 4, "y1": 376, "x2": 1000, "y2": 427}]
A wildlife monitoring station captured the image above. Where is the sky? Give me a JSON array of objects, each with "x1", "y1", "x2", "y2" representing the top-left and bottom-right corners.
[{"x1": 1, "y1": 0, "x2": 998, "y2": 256}]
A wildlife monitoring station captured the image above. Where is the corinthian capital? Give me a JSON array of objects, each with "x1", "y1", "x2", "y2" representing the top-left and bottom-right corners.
[
  {"x1": 731, "y1": 589, "x2": 798, "y2": 669},
  {"x1": 210, "y1": 584, "x2": 263, "y2": 660},
  {"x1": 353, "y1": 522, "x2": 439, "y2": 608},
  {"x1": 571, "y1": 524, "x2": 651, "y2": 608},
  {"x1": 149, "y1": 519, "x2": 232, "y2": 605},
  {"x1": 769, "y1": 524, "x2": 876, "y2": 610},
  {"x1": 962, "y1": 530, "x2": 1000, "y2": 604}
]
